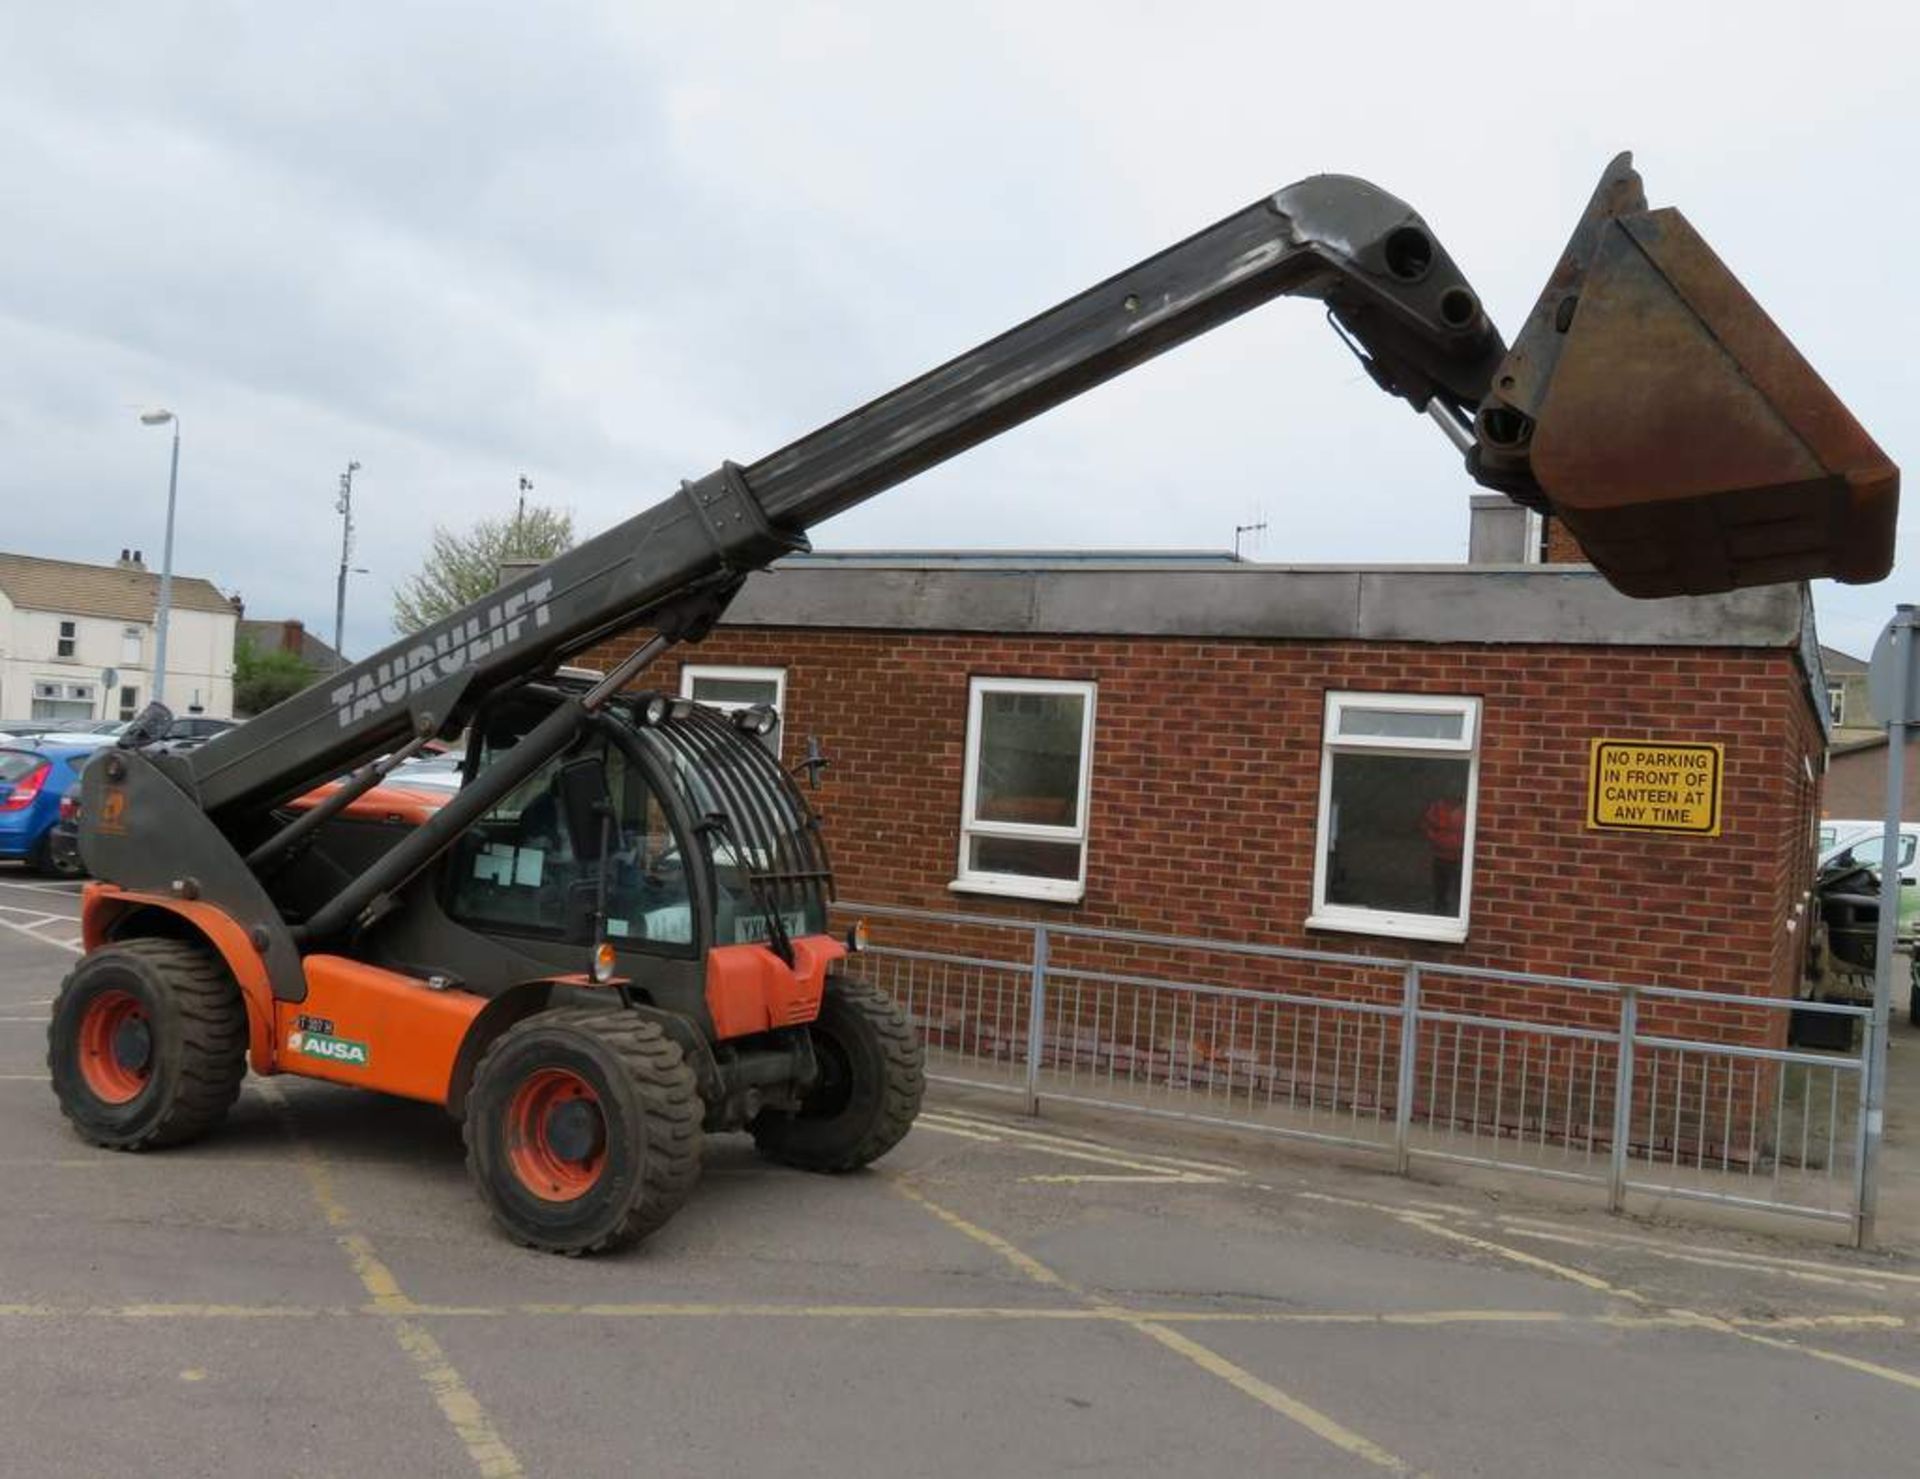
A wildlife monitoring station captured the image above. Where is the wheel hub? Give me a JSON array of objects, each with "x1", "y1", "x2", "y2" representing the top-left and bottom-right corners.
[
  {"x1": 544, "y1": 1097, "x2": 605, "y2": 1163},
  {"x1": 112, "y1": 1016, "x2": 153, "y2": 1075},
  {"x1": 504, "y1": 1067, "x2": 609, "y2": 1202},
  {"x1": 75, "y1": 989, "x2": 153, "y2": 1105}
]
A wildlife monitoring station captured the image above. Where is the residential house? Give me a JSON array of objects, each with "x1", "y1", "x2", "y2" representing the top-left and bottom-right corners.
[{"x1": 0, "y1": 549, "x2": 238, "y2": 723}]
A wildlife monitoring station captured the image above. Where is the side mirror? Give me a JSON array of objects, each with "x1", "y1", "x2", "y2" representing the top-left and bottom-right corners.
[{"x1": 557, "y1": 757, "x2": 614, "y2": 863}]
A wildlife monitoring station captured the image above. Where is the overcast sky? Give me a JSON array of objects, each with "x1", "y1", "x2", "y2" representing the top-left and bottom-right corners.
[{"x1": 3, "y1": 2, "x2": 1914, "y2": 666}]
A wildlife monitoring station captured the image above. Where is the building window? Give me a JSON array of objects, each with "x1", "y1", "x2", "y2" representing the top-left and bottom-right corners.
[
  {"x1": 31, "y1": 680, "x2": 95, "y2": 722},
  {"x1": 122, "y1": 626, "x2": 143, "y2": 665},
  {"x1": 119, "y1": 685, "x2": 140, "y2": 721},
  {"x1": 954, "y1": 677, "x2": 1096, "y2": 903},
  {"x1": 1826, "y1": 683, "x2": 1846, "y2": 727},
  {"x1": 680, "y1": 665, "x2": 786, "y2": 756},
  {"x1": 56, "y1": 620, "x2": 76, "y2": 659},
  {"x1": 1310, "y1": 691, "x2": 1482, "y2": 944}
]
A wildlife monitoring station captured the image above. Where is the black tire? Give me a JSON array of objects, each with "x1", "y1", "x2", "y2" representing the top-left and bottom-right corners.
[
  {"x1": 1909, "y1": 955, "x2": 1920, "y2": 1029},
  {"x1": 29, "y1": 833, "x2": 83, "y2": 879},
  {"x1": 751, "y1": 975, "x2": 924, "y2": 1172},
  {"x1": 47, "y1": 939, "x2": 248, "y2": 1150},
  {"x1": 464, "y1": 1008, "x2": 702, "y2": 1255}
]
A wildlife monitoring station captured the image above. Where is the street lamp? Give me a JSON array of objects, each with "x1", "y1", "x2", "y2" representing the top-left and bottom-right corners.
[
  {"x1": 138, "y1": 409, "x2": 181, "y2": 706},
  {"x1": 334, "y1": 461, "x2": 361, "y2": 670}
]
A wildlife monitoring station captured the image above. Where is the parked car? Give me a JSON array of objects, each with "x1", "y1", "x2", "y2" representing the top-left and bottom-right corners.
[{"x1": 0, "y1": 743, "x2": 94, "y2": 876}]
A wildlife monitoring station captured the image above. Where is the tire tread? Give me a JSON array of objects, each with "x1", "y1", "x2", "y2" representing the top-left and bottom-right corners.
[{"x1": 463, "y1": 1007, "x2": 702, "y2": 1254}]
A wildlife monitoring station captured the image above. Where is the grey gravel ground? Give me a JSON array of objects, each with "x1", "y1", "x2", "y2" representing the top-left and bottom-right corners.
[{"x1": 3, "y1": 864, "x2": 1917, "y2": 1479}]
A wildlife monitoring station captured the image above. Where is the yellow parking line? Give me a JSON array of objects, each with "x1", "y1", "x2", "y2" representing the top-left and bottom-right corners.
[
  {"x1": 258, "y1": 1083, "x2": 522, "y2": 1479},
  {"x1": 894, "y1": 1179, "x2": 1421, "y2": 1475},
  {"x1": 1132, "y1": 1319, "x2": 1420, "y2": 1475},
  {"x1": 894, "y1": 1181, "x2": 1066, "y2": 1287}
]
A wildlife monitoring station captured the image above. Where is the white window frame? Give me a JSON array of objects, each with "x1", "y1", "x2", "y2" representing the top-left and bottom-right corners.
[
  {"x1": 56, "y1": 620, "x2": 77, "y2": 659},
  {"x1": 679, "y1": 664, "x2": 787, "y2": 756},
  {"x1": 1308, "y1": 690, "x2": 1482, "y2": 945},
  {"x1": 1825, "y1": 683, "x2": 1846, "y2": 727},
  {"x1": 952, "y1": 676, "x2": 1097, "y2": 904},
  {"x1": 122, "y1": 626, "x2": 144, "y2": 666}
]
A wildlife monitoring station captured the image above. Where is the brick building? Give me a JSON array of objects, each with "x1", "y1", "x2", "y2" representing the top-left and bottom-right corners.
[{"x1": 584, "y1": 554, "x2": 1827, "y2": 1042}]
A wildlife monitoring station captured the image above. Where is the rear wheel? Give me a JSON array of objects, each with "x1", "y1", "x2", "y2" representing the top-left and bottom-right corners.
[
  {"x1": 464, "y1": 1008, "x2": 702, "y2": 1254},
  {"x1": 27, "y1": 833, "x2": 82, "y2": 879},
  {"x1": 47, "y1": 940, "x2": 248, "y2": 1150},
  {"x1": 752, "y1": 975, "x2": 924, "y2": 1172}
]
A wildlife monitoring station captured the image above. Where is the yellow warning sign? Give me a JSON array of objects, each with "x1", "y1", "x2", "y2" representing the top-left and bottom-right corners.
[{"x1": 1587, "y1": 739, "x2": 1723, "y2": 835}]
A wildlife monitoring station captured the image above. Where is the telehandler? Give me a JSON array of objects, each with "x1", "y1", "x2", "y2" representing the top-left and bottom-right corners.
[{"x1": 50, "y1": 155, "x2": 1897, "y2": 1252}]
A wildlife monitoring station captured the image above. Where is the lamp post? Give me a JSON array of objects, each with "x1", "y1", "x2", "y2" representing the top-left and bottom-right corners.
[
  {"x1": 334, "y1": 461, "x2": 361, "y2": 670},
  {"x1": 138, "y1": 409, "x2": 181, "y2": 705}
]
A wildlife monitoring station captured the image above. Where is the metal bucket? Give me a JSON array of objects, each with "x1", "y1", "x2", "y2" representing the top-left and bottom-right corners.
[{"x1": 1472, "y1": 155, "x2": 1898, "y2": 599}]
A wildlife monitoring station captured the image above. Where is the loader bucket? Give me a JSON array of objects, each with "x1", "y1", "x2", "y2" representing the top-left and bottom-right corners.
[{"x1": 1473, "y1": 155, "x2": 1897, "y2": 599}]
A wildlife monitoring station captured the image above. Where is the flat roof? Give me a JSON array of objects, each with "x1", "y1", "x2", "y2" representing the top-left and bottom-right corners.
[{"x1": 722, "y1": 555, "x2": 1811, "y2": 649}]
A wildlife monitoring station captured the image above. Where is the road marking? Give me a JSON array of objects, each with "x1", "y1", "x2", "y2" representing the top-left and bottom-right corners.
[
  {"x1": 894, "y1": 1178, "x2": 1421, "y2": 1474},
  {"x1": 1375, "y1": 1205, "x2": 1920, "y2": 1397},
  {"x1": 259, "y1": 1082, "x2": 522, "y2": 1479},
  {"x1": 0, "y1": 914, "x2": 79, "y2": 954},
  {"x1": 894, "y1": 1180, "x2": 1066, "y2": 1287},
  {"x1": 911, "y1": 1119, "x2": 1005, "y2": 1143},
  {"x1": 1130, "y1": 1319, "x2": 1419, "y2": 1474},
  {"x1": 1388, "y1": 1213, "x2": 1648, "y2": 1303},
  {"x1": 1493, "y1": 1225, "x2": 1888, "y2": 1292},
  {"x1": 1494, "y1": 1216, "x2": 1920, "y2": 1290},
  {"x1": 916, "y1": 1113, "x2": 1225, "y2": 1182},
  {"x1": 923, "y1": 1110, "x2": 1245, "y2": 1175}
]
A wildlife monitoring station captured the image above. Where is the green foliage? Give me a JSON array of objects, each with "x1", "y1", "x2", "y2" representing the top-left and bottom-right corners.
[
  {"x1": 233, "y1": 637, "x2": 317, "y2": 717},
  {"x1": 393, "y1": 504, "x2": 575, "y2": 635}
]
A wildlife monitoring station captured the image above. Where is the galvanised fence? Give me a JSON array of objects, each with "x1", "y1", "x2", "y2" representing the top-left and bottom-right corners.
[{"x1": 833, "y1": 902, "x2": 1874, "y2": 1242}]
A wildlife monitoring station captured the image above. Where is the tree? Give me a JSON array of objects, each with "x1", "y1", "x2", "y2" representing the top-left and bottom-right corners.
[
  {"x1": 393, "y1": 505, "x2": 575, "y2": 634},
  {"x1": 234, "y1": 637, "x2": 317, "y2": 717}
]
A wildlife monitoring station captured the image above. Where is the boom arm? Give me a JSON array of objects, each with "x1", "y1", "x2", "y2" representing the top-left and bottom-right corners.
[{"x1": 185, "y1": 171, "x2": 1508, "y2": 821}]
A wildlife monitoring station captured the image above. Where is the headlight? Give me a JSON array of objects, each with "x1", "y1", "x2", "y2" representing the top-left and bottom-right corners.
[{"x1": 732, "y1": 704, "x2": 778, "y2": 737}]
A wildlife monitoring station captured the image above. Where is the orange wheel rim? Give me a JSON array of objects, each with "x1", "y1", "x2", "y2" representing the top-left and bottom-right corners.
[
  {"x1": 77, "y1": 990, "x2": 152, "y2": 1105},
  {"x1": 504, "y1": 1068, "x2": 607, "y2": 1201}
]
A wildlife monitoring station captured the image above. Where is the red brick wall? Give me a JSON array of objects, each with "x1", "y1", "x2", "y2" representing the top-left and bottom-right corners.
[
  {"x1": 584, "y1": 624, "x2": 1820, "y2": 1026},
  {"x1": 1824, "y1": 737, "x2": 1920, "y2": 822},
  {"x1": 1544, "y1": 518, "x2": 1587, "y2": 564}
]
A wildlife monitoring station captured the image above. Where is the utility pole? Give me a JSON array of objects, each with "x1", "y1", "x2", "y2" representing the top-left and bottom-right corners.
[
  {"x1": 333, "y1": 461, "x2": 361, "y2": 671},
  {"x1": 515, "y1": 475, "x2": 533, "y2": 556}
]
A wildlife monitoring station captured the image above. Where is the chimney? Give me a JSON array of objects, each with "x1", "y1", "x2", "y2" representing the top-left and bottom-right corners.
[
  {"x1": 1467, "y1": 495, "x2": 1541, "y2": 565},
  {"x1": 281, "y1": 619, "x2": 305, "y2": 655}
]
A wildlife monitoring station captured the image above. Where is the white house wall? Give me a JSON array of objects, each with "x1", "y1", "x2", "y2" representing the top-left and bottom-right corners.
[{"x1": 0, "y1": 601, "x2": 235, "y2": 721}]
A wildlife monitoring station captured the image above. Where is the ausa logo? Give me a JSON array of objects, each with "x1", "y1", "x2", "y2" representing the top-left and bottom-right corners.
[{"x1": 287, "y1": 1028, "x2": 370, "y2": 1068}]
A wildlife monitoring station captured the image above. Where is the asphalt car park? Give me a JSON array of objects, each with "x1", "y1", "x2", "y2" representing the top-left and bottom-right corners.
[{"x1": 2, "y1": 863, "x2": 1918, "y2": 1478}]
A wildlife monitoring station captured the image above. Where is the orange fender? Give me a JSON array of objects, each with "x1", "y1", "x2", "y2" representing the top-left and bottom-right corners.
[{"x1": 83, "y1": 883, "x2": 280, "y2": 1075}]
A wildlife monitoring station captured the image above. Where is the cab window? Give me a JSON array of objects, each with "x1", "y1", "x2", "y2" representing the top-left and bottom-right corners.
[{"x1": 448, "y1": 731, "x2": 696, "y2": 953}]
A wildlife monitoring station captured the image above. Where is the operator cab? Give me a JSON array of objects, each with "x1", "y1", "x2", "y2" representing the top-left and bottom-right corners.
[{"x1": 442, "y1": 684, "x2": 831, "y2": 973}]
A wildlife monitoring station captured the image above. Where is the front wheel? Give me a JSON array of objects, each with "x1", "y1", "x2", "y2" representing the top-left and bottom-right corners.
[
  {"x1": 752, "y1": 976, "x2": 924, "y2": 1172},
  {"x1": 47, "y1": 940, "x2": 249, "y2": 1150},
  {"x1": 464, "y1": 1008, "x2": 703, "y2": 1255}
]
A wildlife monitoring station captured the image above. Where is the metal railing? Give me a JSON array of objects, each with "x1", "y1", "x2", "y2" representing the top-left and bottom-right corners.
[{"x1": 833, "y1": 902, "x2": 1876, "y2": 1243}]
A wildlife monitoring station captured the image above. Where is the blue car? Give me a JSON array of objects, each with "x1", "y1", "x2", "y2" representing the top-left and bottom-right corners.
[{"x1": 0, "y1": 743, "x2": 93, "y2": 876}]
